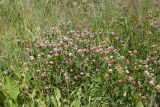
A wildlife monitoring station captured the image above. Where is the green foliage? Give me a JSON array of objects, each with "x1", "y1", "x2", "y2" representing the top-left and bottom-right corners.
[
  {"x1": 4, "y1": 77, "x2": 19, "y2": 101},
  {"x1": 136, "y1": 101, "x2": 144, "y2": 107},
  {"x1": 71, "y1": 87, "x2": 82, "y2": 107},
  {"x1": 0, "y1": 0, "x2": 160, "y2": 106}
]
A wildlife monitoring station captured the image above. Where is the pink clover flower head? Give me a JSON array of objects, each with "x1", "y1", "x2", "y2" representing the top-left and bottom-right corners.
[{"x1": 63, "y1": 35, "x2": 69, "y2": 41}]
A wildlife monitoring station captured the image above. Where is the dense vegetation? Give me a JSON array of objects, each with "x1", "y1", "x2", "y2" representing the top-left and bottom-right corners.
[{"x1": 0, "y1": 0, "x2": 160, "y2": 106}]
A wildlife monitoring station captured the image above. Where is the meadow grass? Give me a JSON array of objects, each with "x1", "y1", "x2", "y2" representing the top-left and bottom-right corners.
[{"x1": 0, "y1": 0, "x2": 160, "y2": 107}]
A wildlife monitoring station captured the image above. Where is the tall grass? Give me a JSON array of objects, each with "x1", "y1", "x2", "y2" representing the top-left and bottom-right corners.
[{"x1": 0, "y1": 0, "x2": 160, "y2": 106}]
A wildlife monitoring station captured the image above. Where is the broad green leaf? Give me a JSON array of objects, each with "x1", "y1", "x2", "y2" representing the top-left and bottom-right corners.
[
  {"x1": 82, "y1": 104, "x2": 90, "y2": 107},
  {"x1": 77, "y1": 87, "x2": 82, "y2": 99},
  {"x1": 54, "y1": 87, "x2": 61, "y2": 107},
  {"x1": 136, "y1": 101, "x2": 144, "y2": 107},
  {"x1": 4, "y1": 77, "x2": 19, "y2": 101},
  {"x1": 102, "y1": 103, "x2": 109, "y2": 107},
  {"x1": 4, "y1": 100, "x2": 16, "y2": 107},
  {"x1": 71, "y1": 98, "x2": 81, "y2": 107},
  {"x1": 50, "y1": 96, "x2": 58, "y2": 107}
]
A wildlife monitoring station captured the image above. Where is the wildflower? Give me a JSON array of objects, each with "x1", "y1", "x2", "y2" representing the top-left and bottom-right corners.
[
  {"x1": 23, "y1": 63, "x2": 28, "y2": 67},
  {"x1": 115, "y1": 36, "x2": 119, "y2": 40},
  {"x1": 108, "y1": 69, "x2": 113, "y2": 74},
  {"x1": 125, "y1": 70, "x2": 129, "y2": 74},
  {"x1": 96, "y1": 48, "x2": 103, "y2": 52},
  {"x1": 64, "y1": 76, "x2": 68, "y2": 80},
  {"x1": 133, "y1": 50, "x2": 138, "y2": 54},
  {"x1": 53, "y1": 48, "x2": 61, "y2": 53},
  {"x1": 117, "y1": 80, "x2": 123, "y2": 84},
  {"x1": 47, "y1": 54, "x2": 52, "y2": 58},
  {"x1": 138, "y1": 65, "x2": 142, "y2": 68},
  {"x1": 60, "y1": 40, "x2": 63, "y2": 44},
  {"x1": 110, "y1": 32, "x2": 115, "y2": 36},
  {"x1": 80, "y1": 72, "x2": 84, "y2": 75},
  {"x1": 145, "y1": 65, "x2": 149, "y2": 69},
  {"x1": 86, "y1": 73, "x2": 90, "y2": 77},
  {"x1": 107, "y1": 46, "x2": 114, "y2": 51},
  {"x1": 143, "y1": 60, "x2": 148, "y2": 65},
  {"x1": 120, "y1": 56, "x2": 125, "y2": 60},
  {"x1": 35, "y1": 69, "x2": 40, "y2": 73},
  {"x1": 69, "y1": 41, "x2": 73, "y2": 45},
  {"x1": 68, "y1": 53, "x2": 73, "y2": 56},
  {"x1": 39, "y1": 43, "x2": 45, "y2": 47},
  {"x1": 37, "y1": 54, "x2": 41, "y2": 57},
  {"x1": 149, "y1": 79, "x2": 155, "y2": 86},
  {"x1": 69, "y1": 30, "x2": 75, "y2": 33},
  {"x1": 74, "y1": 76, "x2": 78, "y2": 80},
  {"x1": 128, "y1": 76, "x2": 134, "y2": 82},
  {"x1": 137, "y1": 80, "x2": 141, "y2": 86},
  {"x1": 30, "y1": 56, "x2": 35, "y2": 61},
  {"x1": 128, "y1": 51, "x2": 132, "y2": 54},
  {"x1": 49, "y1": 51, "x2": 53, "y2": 55},
  {"x1": 123, "y1": 91, "x2": 127, "y2": 97},
  {"x1": 64, "y1": 45, "x2": 69, "y2": 48},
  {"x1": 144, "y1": 70, "x2": 150, "y2": 76},
  {"x1": 71, "y1": 81, "x2": 75, "y2": 85},
  {"x1": 104, "y1": 73, "x2": 109, "y2": 79},
  {"x1": 108, "y1": 62, "x2": 113, "y2": 67},
  {"x1": 104, "y1": 57, "x2": 109, "y2": 61},
  {"x1": 77, "y1": 49, "x2": 87, "y2": 54},
  {"x1": 90, "y1": 46, "x2": 98, "y2": 51},
  {"x1": 63, "y1": 72, "x2": 67, "y2": 77},
  {"x1": 104, "y1": 50, "x2": 109, "y2": 54},
  {"x1": 109, "y1": 56, "x2": 113, "y2": 59},
  {"x1": 25, "y1": 48, "x2": 29, "y2": 51},
  {"x1": 49, "y1": 61, "x2": 54, "y2": 64},
  {"x1": 63, "y1": 35, "x2": 69, "y2": 41},
  {"x1": 155, "y1": 84, "x2": 160, "y2": 92},
  {"x1": 63, "y1": 72, "x2": 68, "y2": 80},
  {"x1": 76, "y1": 34, "x2": 80, "y2": 39}
]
